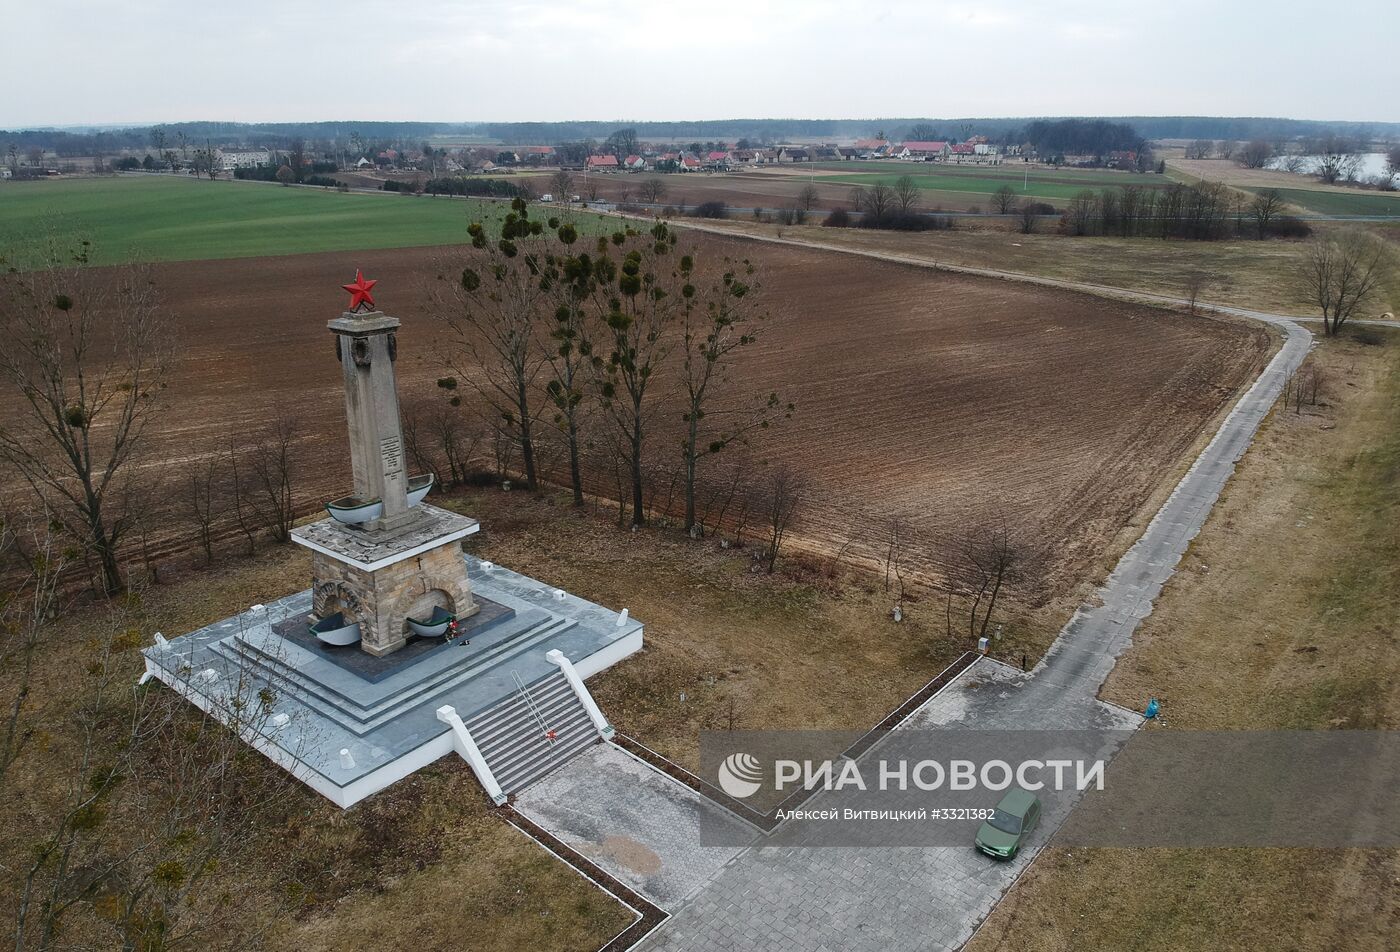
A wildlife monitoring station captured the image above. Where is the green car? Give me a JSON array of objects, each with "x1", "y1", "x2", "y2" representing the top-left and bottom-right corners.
[{"x1": 974, "y1": 789, "x2": 1042, "y2": 859}]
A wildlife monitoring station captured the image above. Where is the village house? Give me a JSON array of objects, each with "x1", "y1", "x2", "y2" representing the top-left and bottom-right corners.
[
  {"x1": 623, "y1": 155, "x2": 647, "y2": 171},
  {"x1": 1105, "y1": 150, "x2": 1139, "y2": 169},
  {"x1": 585, "y1": 154, "x2": 619, "y2": 171},
  {"x1": 896, "y1": 141, "x2": 949, "y2": 160},
  {"x1": 516, "y1": 145, "x2": 556, "y2": 165},
  {"x1": 853, "y1": 138, "x2": 888, "y2": 154}
]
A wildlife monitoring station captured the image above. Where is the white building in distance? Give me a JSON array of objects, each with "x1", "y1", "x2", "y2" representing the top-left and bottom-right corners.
[{"x1": 218, "y1": 149, "x2": 273, "y2": 171}]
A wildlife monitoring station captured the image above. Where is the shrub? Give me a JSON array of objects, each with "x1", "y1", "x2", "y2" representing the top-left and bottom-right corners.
[
  {"x1": 691, "y1": 201, "x2": 729, "y2": 219},
  {"x1": 1266, "y1": 215, "x2": 1312, "y2": 239},
  {"x1": 823, "y1": 208, "x2": 851, "y2": 228}
]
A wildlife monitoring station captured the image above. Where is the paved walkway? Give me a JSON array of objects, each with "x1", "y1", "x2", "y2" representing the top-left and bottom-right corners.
[
  {"x1": 518, "y1": 236, "x2": 1315, "y2": 950},
  {"x1": 514, "y1": 743, "x2": 760, "y2": 906}
]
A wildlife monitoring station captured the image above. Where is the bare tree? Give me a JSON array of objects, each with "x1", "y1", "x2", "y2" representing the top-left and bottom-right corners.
[
  {"x1": 677, "y1": 261, "x2": 789, "y2": 533},
  {"x1": 288, "y1": 137, "x2": 306, "y2": 183},
  {"x1": 1216, "y1": 140, "x2": 1235, "y2": 161},
  {"x1": 590, "y1": 222, "x2": 686, "y2": 526},
  {"x1": 796, "y1": 183, "x2": 820, "y2": 212},
  {"x1": 539, "y1": 221, "x2": 597, "y2": 505},
  {"x1": 1250, "y1": 188, "x2": 1285, "y2": 239},
  {"x1": 1182, "y1": 271, "x2": 1216, "y2": 313},
  {"x1": 882, "y1": 515, "x2": 911, "y2": 618},
  {"x1": 1238, "y1": 140, "x2": 1274, "y2": 169},
  {"x1": 0, "y1": 513, "x2": 68, "y2": 789},
  {"x1": 855, "y1": 183, "x2": 897, "y2": 225},
  {"x1": 550, "y1": 168, "x2": 574, "y2": 201},
  {"x1": 949, "y1": 520, "x2": 1025, "y2": 642},
  {"x1": 639, "y1": 177, "x2": 667, "y2": 205},
  {"x1": 892, "y1": 175, "x2": 922, "y2": 216},
  {"x1": 225, "y1": 438, "x2": 259, "y2": 556},
  {"x1": 178, "y1": 455, "x2": 225, "y2": 564},
  {"x1": 0, "y1": 238, "x2": 172, "y2": 595},
  {"x1": 1301, "y1": 230, "x2": 1394, "y2": 336},
  {"x1": 759, "y1": 464, "x2": 805, "y2": 573},
  {"x1": 991, "y1": 184, "x2": 1018, "y2": 214},
  {"x1": 1066, "y1": 190, "x2": 1099, "y2": 236},
  {"x1": 1185, "y1": 139, "x2": 1214, "y2": 160},
  {"x1": 1312, "y1": 135, "x2": 1360, "y2": 184},
  {"x1": 191, "y1": 139, "x2": 220, "y2": 180},
  {"x1": 245, "y1": 415, "x2": 300, "y2": 543},
  {"x1": 439, "y1": 198, "x2": 549, "y2": 491},
  {"x1": 1017, "y1": 200, "x2": 1039, "y2": 235}
]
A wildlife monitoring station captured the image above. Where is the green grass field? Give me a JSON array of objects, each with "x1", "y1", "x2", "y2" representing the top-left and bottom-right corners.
[
  {"x1": 807, "y1": 161, "x2": 1169, "y2": 202},
  {"x1": 1245, "y1": 185, "x2": 1400, "y2": 217},
  {"x1": 0, "y1": 175, "x2": 612, "y2": 266}
]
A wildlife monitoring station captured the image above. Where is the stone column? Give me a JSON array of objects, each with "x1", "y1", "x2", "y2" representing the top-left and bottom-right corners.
[{"x1": 328, "y1": 310, "x2": 411, "y2": 527}]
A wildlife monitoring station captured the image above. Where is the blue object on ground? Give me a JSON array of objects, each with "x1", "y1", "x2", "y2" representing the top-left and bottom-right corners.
[{"x1": 1144, "y1": 698, "x2": 1160, "y2": 719}]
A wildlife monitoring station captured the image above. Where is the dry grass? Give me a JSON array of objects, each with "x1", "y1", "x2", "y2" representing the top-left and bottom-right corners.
[
  {"x1": 0, "y1": 548, "x2": 631, "y2": 952},
  {"x1": 3, "y1": 476, "x2": 1041, "y2": 950},
  {"x1": 443, "y1": 487, "x2": 1018, "y2": 770},
  {"x1": 687, "y1": 218, "x2": 1400, "y2": 319},
  {"x1": 967, "y1": 331, "x2": 1400, "y2": 952}
]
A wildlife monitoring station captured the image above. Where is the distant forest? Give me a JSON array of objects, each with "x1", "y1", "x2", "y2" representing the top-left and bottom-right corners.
[{"x1": 5, "y1": 116, "x2": 1398, "y2": 156}]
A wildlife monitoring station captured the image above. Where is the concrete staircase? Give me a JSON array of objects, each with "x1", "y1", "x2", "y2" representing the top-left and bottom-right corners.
[{"x1": 464, "y1": 670, "x2": 600, "y2": 796}]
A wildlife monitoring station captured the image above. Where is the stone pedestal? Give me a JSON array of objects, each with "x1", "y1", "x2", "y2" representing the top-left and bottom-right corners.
[{"x1": 293, "y1": 504, "x2": 481, "y2": 657}]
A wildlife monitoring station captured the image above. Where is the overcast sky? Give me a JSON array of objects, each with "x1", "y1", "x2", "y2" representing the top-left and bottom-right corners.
[{"x1": 9, "y1": 0, "x2": 1398, "y2": 128}]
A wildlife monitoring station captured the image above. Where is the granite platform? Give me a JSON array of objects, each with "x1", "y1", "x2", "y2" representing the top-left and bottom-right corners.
[
  {"x1": 141, "y1": 555, "x2": 643, "y2": 807},
  {"x1": 271, "y1": 596, "x2": 516, "y2": 683}
]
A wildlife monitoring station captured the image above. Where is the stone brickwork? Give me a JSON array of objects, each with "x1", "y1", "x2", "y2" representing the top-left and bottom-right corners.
[{"x1": 311, "y1": 539, "x2": 477, "y2": 656}]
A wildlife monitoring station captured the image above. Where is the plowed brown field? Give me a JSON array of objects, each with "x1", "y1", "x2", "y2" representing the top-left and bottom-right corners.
[{"x1": 14, "y1": 234, "x2": 1271, "y2": 597}]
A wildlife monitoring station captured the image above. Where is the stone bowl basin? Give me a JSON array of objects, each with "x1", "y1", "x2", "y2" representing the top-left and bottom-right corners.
[
  {"x1": 310, "y1": 611, "x2": 362, "y2": 646},
  {"x1": 407, "y1": 605, "x2": 454, "y2": 638},
  {"x1": 325, "y1": 474, "x2": 435, "y2": 525}
]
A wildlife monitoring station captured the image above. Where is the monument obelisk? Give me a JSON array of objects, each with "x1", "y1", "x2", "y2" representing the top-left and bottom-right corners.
[
  {"x1": 330, "y1": 269, "x2": 413, "y2": 531},
  {"x1": 291, "y1": 271, "x2": 479, "y2": 657}
]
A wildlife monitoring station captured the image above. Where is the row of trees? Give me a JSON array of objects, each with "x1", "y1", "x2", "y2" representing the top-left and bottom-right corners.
[
  {"x1": 1057, "y1": 183, "x2": 1309, "y2": 241},
  {"x1": 1235, "y1": 136, "x2": 1400, "y2": 188},
  {"x1": 439, "y1": 199, "x2": 791, "y2": 533}
]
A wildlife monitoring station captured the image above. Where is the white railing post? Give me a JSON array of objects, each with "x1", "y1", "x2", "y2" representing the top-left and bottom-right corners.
[
  {"x1": 436, "y1": 705, "x2": 507, "y2": 805},
  {"x1": 546, "y1": 649, "x2": 614, "y2": 740}
]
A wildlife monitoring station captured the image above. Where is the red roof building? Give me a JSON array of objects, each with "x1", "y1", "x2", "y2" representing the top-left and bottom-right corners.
[{"x1": 586, "y1": 154, "x2": 619, "y2": 169}]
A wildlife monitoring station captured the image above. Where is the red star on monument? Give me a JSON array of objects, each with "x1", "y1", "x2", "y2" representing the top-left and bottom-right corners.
[{"x1": 341, "y1": 269, "x2": 378, "y2": 311}]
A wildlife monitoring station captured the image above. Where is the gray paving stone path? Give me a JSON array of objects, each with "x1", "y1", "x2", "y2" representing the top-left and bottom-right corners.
[
  {"x1": 514, "y1": 743, "x2": 761, "y2": 906},
  {"x1": 518, "y1": 235, "x2": 1315, "y2": 951}
]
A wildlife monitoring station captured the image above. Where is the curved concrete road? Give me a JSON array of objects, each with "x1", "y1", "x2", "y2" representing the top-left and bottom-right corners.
[
  {"x1": 517, "y1": 224, "x2": 1316, "y2": 951},
  {"x1": 621, "y1": 228, "x2": 1315, "y2": 951}
]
